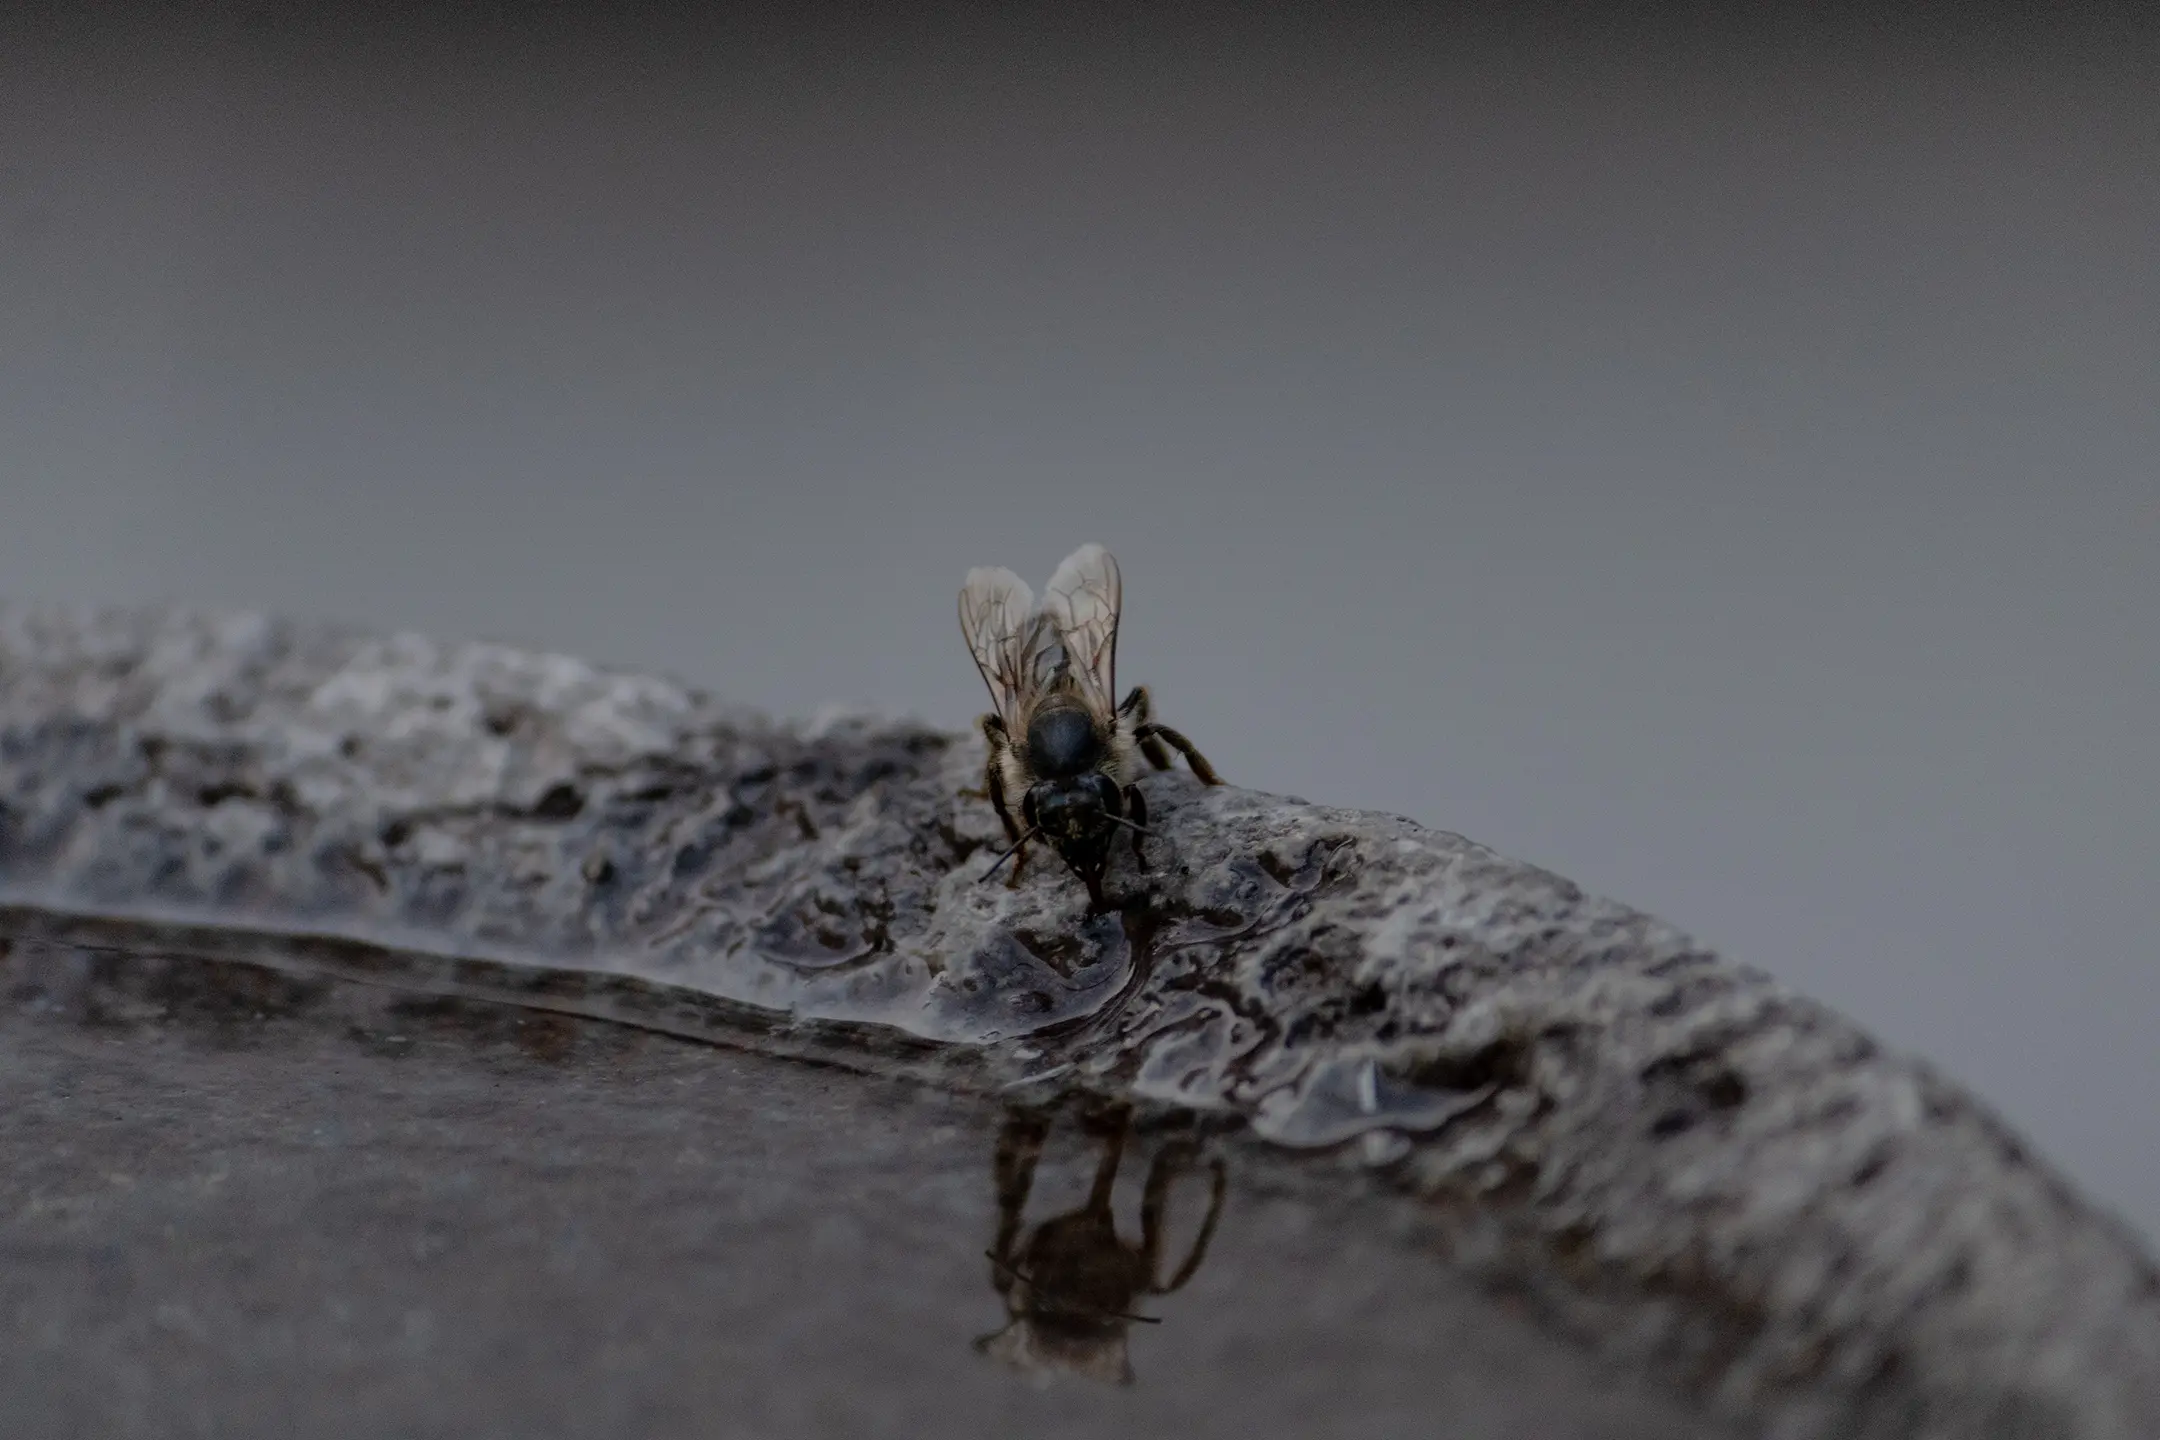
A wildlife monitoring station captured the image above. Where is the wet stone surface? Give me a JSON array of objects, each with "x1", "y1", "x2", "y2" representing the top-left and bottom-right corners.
[
  {"x1": 0, "y1": 604, "x2": 2156, "y2": 1438},
  {"x1": 0, "y1": 937, "x2": 1724, "y2": 1440}
]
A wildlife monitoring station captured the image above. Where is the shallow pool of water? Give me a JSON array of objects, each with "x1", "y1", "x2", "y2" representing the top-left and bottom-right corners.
[{"x1": 0, "y1": 930, "x2": 1728, "y2": 1439}]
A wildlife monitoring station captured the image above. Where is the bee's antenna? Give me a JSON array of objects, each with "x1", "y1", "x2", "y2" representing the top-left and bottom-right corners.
[
  {"x1": 980, "y1": 828, "x2": 1041, "y2": 883},
  {"x1": 1103, "y1": 816, "x2": 1154, "y2": 837}
]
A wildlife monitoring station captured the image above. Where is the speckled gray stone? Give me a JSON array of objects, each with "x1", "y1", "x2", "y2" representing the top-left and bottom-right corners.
[{"x1": 1, "y1": 602, "x2": 2154, "y2": 1439}]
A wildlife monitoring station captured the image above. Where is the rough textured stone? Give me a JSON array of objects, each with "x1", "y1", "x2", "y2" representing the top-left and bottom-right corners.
[{"x1": 1, "y1": 602, "x2": 2154, "y2": 1438}]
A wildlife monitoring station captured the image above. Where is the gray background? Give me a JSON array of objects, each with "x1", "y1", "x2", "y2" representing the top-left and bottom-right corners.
[{"x1": 3, "y1": 6, "x2": 2155, "y2": 1241}]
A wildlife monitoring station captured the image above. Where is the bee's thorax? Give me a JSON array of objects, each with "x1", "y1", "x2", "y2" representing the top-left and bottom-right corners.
[{"x1": 1025, "y1": 704, "x2": 1105, "y2": 779}]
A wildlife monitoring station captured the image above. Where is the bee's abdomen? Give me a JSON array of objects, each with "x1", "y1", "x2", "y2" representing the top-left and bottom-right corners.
[{"x1": 1025, "y1": 705, "x2": 1104, "y2": 778}]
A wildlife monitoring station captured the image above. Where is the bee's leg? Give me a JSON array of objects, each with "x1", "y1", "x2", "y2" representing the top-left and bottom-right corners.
[
  {"x1": 1008, "y1": 792, "x2": 1036, "y2": 888},
  {"x1": 1137, "y1": 1138, "x2": 1184, "y2": 1290},
  {"x1": 1135, "y1": 721, "x2": 1222, "y2": 786},
  {"x1": 982, "y1": 730, "x2": 1022, "y2": 846},
  {"x1": 959, "y1": 714, "x2": 1005, "y2": 801},
  {"x1": 1123, "y1": 784, "x2": 1150, "y2": 868},
  {"x1": 1078, "y1": 1102, "x2": 1132, "y2": 1216},
  {"x1": 1121, "y1": 686, "x2": 1175, "y2": 770},
  {"x1": 1142, "y1": 1139, "x2": 1227, "y2": 1296},
  {"x1": 989, "y1": 1108, "x2": 1051, "y2": 1297}
]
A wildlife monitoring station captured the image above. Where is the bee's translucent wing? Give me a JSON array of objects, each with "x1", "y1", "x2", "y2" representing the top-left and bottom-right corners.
[
  {"x1": 959, "y1": 565, "x2": 1050, "y2": 732},
  {"x1": 1041, "y1": 542, "x2": 1122, "y2": 722}
]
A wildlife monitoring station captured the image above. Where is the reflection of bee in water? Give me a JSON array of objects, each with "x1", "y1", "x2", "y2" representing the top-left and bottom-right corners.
[
  {"x1": 959, "y1": 543, "x2": 1222, "y2": 907},
  {"x1": 975, "y1": 1104, "x2": 1227, "y2": 1386}
]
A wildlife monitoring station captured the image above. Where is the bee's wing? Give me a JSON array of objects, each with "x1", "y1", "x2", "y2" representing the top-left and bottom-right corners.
[
  {"x1": 1041, "y1": 542, "x2": 1122, "y2": 723},
  {"x1": 960, "y1": 565, "x2": 1053, "y2": 732}
]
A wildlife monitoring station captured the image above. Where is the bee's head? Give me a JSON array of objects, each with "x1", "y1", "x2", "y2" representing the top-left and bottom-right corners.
[{"x1": 1031, "y1": 772, "x2": 1120, "y2": 868}]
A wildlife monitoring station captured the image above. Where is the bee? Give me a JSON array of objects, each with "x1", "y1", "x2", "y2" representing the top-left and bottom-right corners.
[
  {"x1": 959, "y1": 542, "x2": 1222, "y2": 906},
  {"x1": 974, "y1": 1104, "x2": 1225, "y2": 1385}
]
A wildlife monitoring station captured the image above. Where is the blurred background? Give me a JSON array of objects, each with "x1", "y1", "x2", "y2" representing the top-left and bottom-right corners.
[{"x1": 2, "y1": 4, "x2": 2154, "y2": 1240}]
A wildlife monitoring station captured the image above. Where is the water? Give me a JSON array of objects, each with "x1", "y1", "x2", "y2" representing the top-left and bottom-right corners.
[{"x1": 0, "y1": 922, "x2": 1725, "y2": 1439}]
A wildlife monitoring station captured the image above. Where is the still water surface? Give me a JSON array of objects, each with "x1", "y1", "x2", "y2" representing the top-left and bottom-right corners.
[{"x1": 0, "y1": 929, "x2": 1724, "y2": 1439}]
